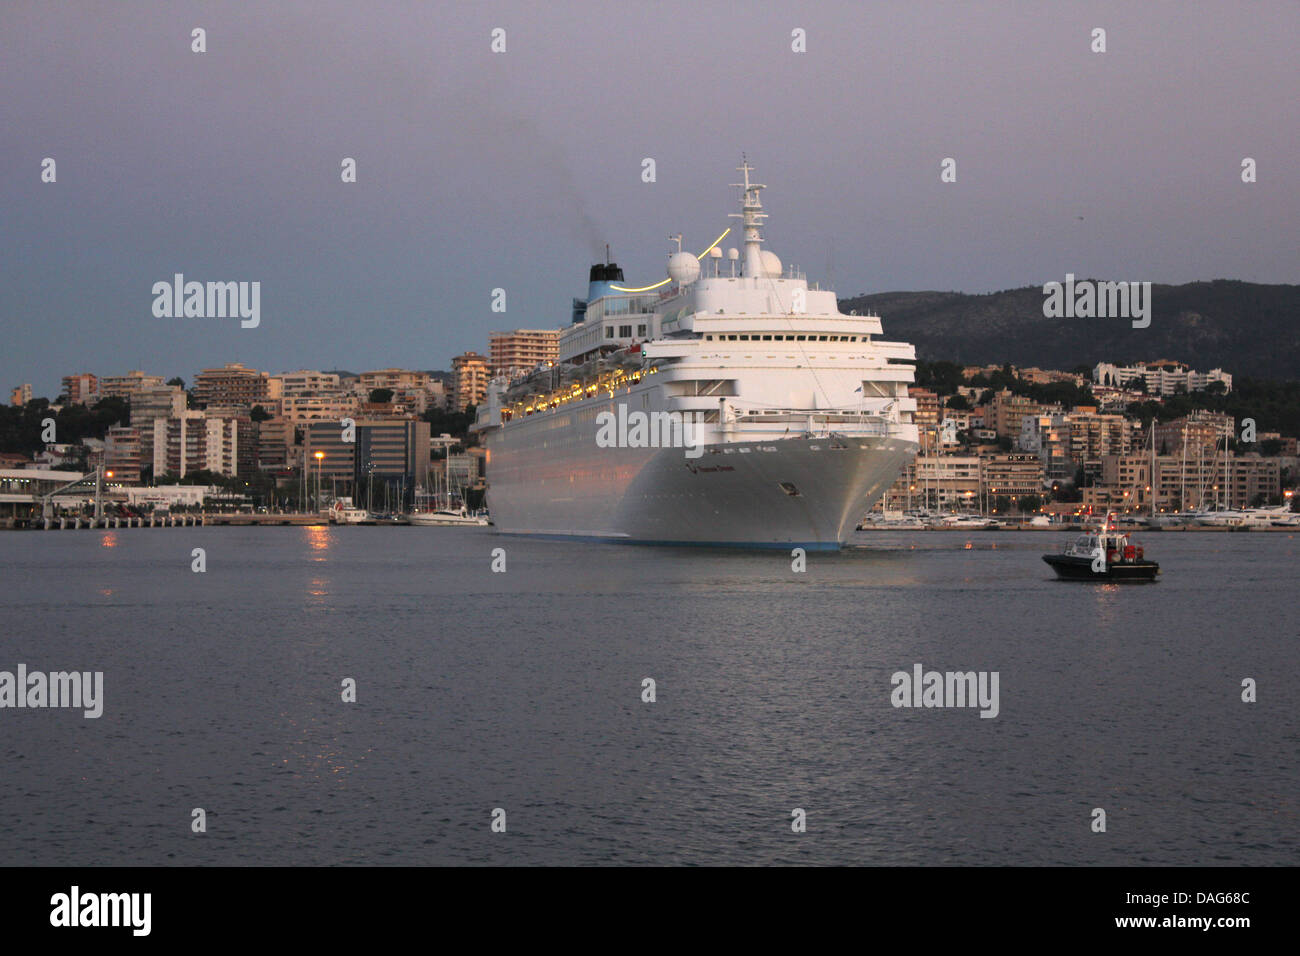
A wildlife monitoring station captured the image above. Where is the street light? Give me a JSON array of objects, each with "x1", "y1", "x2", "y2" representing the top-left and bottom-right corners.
[{"x1": 314, "y1": 451, "x2": 325, "y2": 513}]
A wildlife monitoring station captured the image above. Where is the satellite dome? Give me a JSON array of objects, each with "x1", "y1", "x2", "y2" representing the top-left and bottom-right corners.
[
  {"x1": 667, "y1": 251, "x2": 700, "y2": 284},
  {"x1": 726, "y1": 247, "x2": 739, "y2": 260},
  {"x1": 760, "y1": 250, "x2": 783, "y2": 278}
]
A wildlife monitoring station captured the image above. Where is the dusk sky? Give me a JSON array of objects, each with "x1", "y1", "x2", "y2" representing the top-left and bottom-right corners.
[{"x1": 3, "y1": 0, "x2": 1296, "y2": 398}]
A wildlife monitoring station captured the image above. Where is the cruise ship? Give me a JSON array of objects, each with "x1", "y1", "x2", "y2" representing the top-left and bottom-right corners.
[{"x1": 471, "y1": 161, "x2": 920, "y2": 549}]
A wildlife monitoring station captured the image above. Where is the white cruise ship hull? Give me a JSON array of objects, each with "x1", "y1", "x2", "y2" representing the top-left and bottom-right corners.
[
  {"x1": 474, "y1": 161, "x2": 923, "y2": 550},
  {"x1": 485, "y1": 419, "x2": 916, "y2": 549}
]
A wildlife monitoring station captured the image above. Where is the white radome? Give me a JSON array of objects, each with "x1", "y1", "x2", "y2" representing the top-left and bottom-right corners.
[
  {"x1": 667, "y1": 251, "x2": 700, "y2": 284},
  {"x1": 760, "y1": 249, "x2": 783, "y2": 277}
]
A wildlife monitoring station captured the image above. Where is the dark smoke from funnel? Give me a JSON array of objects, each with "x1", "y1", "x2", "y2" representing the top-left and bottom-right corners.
[{"x1": 439, "y1": 83, "x2": 606, "y2": 258}]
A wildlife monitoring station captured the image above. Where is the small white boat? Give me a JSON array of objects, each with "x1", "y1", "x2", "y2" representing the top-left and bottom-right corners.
[
  {"x1": 1194, "y1": 509, "x2": 1248, "y2": 527},
  {"x1": 935, "y1": 514, "x2": 995, "y2": 530},
  {"x1": 859, "y1": 511, "x2": 927, "y2": 530},
  {"x1": 1235, "y1": 504, "x2": 1296, "y2": 528},
  {"x1": 328, "y1": 499, "x2": 370, "y2": 524},
  {"x1": 407, "y1": 508, "x2": 489, "y2": 527}
]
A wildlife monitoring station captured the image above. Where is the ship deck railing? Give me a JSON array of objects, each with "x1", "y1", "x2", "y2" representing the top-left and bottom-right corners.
[{"x1": 728, "y1": 412, "x2": 901, "y2": 439}]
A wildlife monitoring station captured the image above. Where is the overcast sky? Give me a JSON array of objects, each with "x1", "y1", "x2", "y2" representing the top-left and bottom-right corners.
[{"x1": 3, "y1": 0, "x2": 1296, "y2": 397}]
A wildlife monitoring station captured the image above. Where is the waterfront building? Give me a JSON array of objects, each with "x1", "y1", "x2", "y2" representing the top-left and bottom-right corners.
[
  {"x1": 104, "y1": 426, "x2": 142, "y2": 484},
  {"x1": 1153, "y1": 411, "x2": 1234, "y2": 457},
  {"x1": 980, "y1": 454, "x2": 1046, "y2": 500},
  {"x1": 303, "y1": 419, "x2": 431, "y2": 492},
  {"x1": 1095, "y1": 450, "x2": 1281, "y2": 511},
  {"x1": 253, "y1": 417, "x2": 293, "y2": 470}
]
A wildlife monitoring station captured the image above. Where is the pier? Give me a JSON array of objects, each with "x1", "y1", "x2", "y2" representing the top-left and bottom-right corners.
[{"x1": 2, "y1": 512, "x2": 331, "y2": 530}]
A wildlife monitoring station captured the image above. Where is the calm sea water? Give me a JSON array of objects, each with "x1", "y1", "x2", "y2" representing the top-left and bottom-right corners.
[{"x1": 1, "y1": 527, "x2": 1296, "y2": 866}]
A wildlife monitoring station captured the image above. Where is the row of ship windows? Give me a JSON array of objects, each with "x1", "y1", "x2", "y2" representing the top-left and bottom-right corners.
[
  {"x1": 605, "y1": 325, "x2": 649, "y2": 338},
  {"x1": 706, "y1": 334, "x2": 860, "y2": 342},
  {"x1": 599, "y1": 329, "x2": 862, "y2": 343}
]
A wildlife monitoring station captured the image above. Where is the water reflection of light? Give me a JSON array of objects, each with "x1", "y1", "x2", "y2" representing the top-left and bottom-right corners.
[
  {"x1": 308, "y1": 577, "x2": 329, "y2": 599},
  {"x1": 100, "y1": 531, "x2": 118, "y2": 548},
  {"x1": 1092, "y1": 582, "x2": 1122, "y2": 626},
  {"x1": 277, "y1": 713, "x2": 371, "y2": 781},
  {"x1": 304, "y1": 525, "x2": 333, "y2": 560}
]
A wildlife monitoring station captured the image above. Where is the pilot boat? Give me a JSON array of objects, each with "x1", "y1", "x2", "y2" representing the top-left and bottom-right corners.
[{"x1": 1042, "y1": 513, "x2": 1160, "y2": 581}]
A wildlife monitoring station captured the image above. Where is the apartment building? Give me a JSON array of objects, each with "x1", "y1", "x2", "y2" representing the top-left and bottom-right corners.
[
  {"x1": 104, "y1": 426, "x2": 142, "y2": 484},
  {"x1": 193, "y1": 363, "x2": 270, "y2": 409},
  {"x1": 98, "y1": 371, "x2": 166, "y2": 401},
  {"x1": 981, "y1": 454, "x2": 1046, "y2": 499},
  {"x1": 988, "y1": 390, "x2": 1059, "y2": 440},
  {"x1": 489, "y1": 329, "x2": 561, "y2": 379},
  {"x1": 1093, "y1": 360, "x2": 1232, "y2": 395},
  {"x1": 280, "y1": 392, "x2": 359, "y2": 426},
  {"x1": 303, "y1": 419, "x2": 431, "y2": 488},
  {"x1": 880, "y1": 456, "x2": 981, "y2": 510},
  {"x1": 907, "y1": 387, "x2": 942, "y2": 433},
  {"x1": 451, "y1": 352, "x2": 489, "y2": 412},
  {"x1": 152, "y1": 412, "x2": 240, "y2": 478},
  {"x1": 271, "y1": 370, "x2": 342, "y2": 396},
  {"x1": 1153, "y1": 411, "x2": 1234, "y2": 457},
  {"x1": 254, "y1": 417, "x2": 294, "y2": 470},
  {"x1": 61, "y1": 374, "x2": 99, "y2": 405},
  {"x1": 355, "y1": 369, "x2": 435, "y2": 414},
  {"x1": 1094, "y1": 451, "x2": 1280, "y2": 511}
]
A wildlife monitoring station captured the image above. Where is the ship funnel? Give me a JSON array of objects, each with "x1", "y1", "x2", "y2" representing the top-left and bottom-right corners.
[{"x1": 587, "y1": 261, "x2": 625, "y2": 302}]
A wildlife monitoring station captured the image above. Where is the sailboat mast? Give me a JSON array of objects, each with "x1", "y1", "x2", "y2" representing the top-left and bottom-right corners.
[{"x1": 1149, "y1": 420, "x2": 1155, "y2": 518}]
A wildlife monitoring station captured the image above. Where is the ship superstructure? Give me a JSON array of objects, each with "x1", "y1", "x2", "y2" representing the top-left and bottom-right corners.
[{"x1": 471, "y1": 161, "x2": 920, "y2": 549}]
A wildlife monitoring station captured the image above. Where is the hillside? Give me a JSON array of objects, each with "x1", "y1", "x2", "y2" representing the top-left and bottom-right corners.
[{"x1": 839, "y1": 280, "x2": 1300, "y2": 379}]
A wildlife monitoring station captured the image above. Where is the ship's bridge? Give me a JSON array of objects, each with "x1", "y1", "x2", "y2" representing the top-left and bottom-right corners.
[{"x1": 654, "y1": 276, "x2": 884, "y2": 340}]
